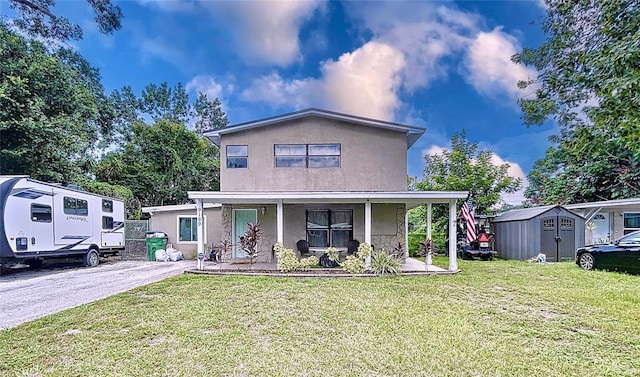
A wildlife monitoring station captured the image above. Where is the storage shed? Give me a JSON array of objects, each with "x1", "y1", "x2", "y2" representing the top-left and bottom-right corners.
[{"x1": 493, "y1": 205, "x2": 585, "y2": 262}]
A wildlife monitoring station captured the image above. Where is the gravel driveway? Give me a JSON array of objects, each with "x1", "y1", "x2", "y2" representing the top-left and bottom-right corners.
[{"x1": 0, "y1": 260, "x2": 192, "y2": 330}]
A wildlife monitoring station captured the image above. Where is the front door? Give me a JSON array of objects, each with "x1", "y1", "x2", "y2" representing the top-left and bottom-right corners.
[
  {"x1": 590, "y1": 213, "x2": 610, "y2": 244},
  {"x1": 233, "y1": 209, "x2": 257, "y2": 258}
]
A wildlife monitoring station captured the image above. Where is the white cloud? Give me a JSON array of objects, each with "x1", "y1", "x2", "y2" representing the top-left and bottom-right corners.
[
  {"x1": 200, "y1": 0, "x2": 324, "y2": 67},
  {"x1": 462, "y1": 27, "x2": 537, "y2": 100},
  {"x1": 186, "y1": 75, "x2": 225, "y2": 100},
  {"x1": 241, "y1": 41, "x2": 406, "y2": 120}
]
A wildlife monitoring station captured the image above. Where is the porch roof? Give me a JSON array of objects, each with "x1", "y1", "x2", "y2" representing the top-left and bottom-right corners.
[{"x1": 188, "y1": 190, "x2": 468, "y2": 208}]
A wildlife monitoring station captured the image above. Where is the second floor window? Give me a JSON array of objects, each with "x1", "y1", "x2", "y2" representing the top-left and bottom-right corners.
[
  {"x1": 227, "y1": 145, "x2": 248, "y2": 168},
  {"x1": 275, "y1": 144, "x2": 340, "y2": 168}
]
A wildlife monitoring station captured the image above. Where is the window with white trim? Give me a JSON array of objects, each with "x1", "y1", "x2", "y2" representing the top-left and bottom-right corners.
[
  {"x1": 178, "y1": 216, "x2": 207, "y2": 243},
  {"x1": 623, "y1": 212, "x2": 640, "y2": 234},
  {"x1": 227, "y1": 145, "x2": 248, "y2": 168},
  {"x1": 306, "y1": 210, "x2": 352, "y2": 247},
  {"x1": 275, "y1": 144, "x2": 340, "y2": 168}
]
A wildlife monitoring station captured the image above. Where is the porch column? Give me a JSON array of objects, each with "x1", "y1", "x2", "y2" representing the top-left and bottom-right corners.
[
  {"x1": 365, "y1": 200, "x2": 372, "y2": 268},
  {"x1": 276, "y1": 200, "x2": 284, "y2": 243},
  {"x1": 426, "y1": 203, "x2": 432, "y2": 241},
  {"x1": 196, "y1": 199, "x2": 205, "y2": 256},
  {"x1": 448, "y1": 199, "x2": 458, "y2": 271},
  {"x1": 404, "y1": 207, "x2": 409, "y2": 259}
]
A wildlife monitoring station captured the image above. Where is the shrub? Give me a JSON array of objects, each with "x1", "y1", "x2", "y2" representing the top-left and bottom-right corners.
[
  {"x1": 341, "y1": 255, "x2": 366, "y2": 274},
  {"x1": 408, "y1": 232, "x2": 426, "y2": 257},
  {"x1": 356, "y1": 242, "x2": 372, "y2": 260},
  {"x1": 326, "y1": 247, "x2": 339, "y2": 263},
  {"x1": 299, "y1": 255, "x2": 319, "y2": 271},
  {"x1": 274, "y1": 243, "x2": 299, "y2": 272},
  {"x1": 371, "y1": 250, "x2": 401, "y2": 276}
]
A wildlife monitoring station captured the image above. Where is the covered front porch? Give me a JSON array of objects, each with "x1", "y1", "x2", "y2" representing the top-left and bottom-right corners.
[{"x1": 188, "y1": 191, "x2": 468, "y2": 272}]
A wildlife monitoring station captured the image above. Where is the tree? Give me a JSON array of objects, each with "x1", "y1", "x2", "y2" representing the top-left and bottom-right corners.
[
  {"x1": 95, "y1": 120, "x2": 220, "y2": 207},
  {"x1": 413, "y1": 132, "x2": 522, "y2": 249},
  {"x1": 7, "y1": 0, "x2": 122, "y2": 41},
  {"x1": 0, "y1": 24, "x2": 107, "y2": 183},
  {"x1": 194, "y1": 93, "x2": 228, "y2": 135},
  {"x1": 415, "y1": 131, "x2": 522, "y2": 214},
  {"x1": 513, "y1": 0, "x2": 640, "y2": 204}
]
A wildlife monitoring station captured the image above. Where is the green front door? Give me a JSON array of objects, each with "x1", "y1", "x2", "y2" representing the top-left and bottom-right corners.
[{"x1": 234, "y1": 209, "x2": 257, "y2": 258}]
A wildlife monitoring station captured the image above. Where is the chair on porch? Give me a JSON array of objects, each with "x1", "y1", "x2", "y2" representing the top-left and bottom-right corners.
[
  {"x1": 296, "y1": 239, "x2": 309, "y2": 257},
  {"x1": 346, "y1": 239, "x2": 360, "y2": 255}
]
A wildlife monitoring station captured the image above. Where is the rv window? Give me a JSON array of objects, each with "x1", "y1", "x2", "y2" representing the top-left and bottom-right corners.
[
  {"x1": 64, "y1": 197, "x2": 89, "y2": 216},
  {"x1": 102, "y1": 199, "x2": 113, "y2": 213},
  {"x1": 102, "y1": 216, "x2": 114, "y2": 229},
  {"x1": 31, "y1": 204, "x2": 52, "y2": 222}
]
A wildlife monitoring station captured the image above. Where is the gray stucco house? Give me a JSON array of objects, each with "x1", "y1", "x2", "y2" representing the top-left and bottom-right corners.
[{"x1": 150, "y1": 109, "x2": 468, "y2": 271}]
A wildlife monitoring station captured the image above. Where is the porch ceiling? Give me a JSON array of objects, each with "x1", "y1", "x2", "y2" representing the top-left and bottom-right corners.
[{"x1": 188, "y1": 191, "x2": 468, "y2": 207}]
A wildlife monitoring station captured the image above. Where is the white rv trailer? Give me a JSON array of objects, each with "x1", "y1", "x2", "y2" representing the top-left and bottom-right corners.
[{"x1": 0, "y1": 176, "x2": 125, "y2": 267}]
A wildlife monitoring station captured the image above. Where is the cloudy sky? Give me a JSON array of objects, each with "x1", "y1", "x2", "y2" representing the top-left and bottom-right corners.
[{"x1": 21, "y1": 0, "x2": 554, "y2": 204}]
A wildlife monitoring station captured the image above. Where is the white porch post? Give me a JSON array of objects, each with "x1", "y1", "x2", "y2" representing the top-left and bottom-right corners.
[
  {"x1": 365, "y1": 200, "x2": 372, "y2": 268},
  {"x1": 426, "y1": 203, "x2": 432, "y2": 241},
  {"x1": 448, "y1": 199, "x2": 458, "y2": 271},
  {"x1": 276, "y1": 200, "x2": 284, "y2": 243},
  {"x1": 196, "y1": 199, "x2": 205, "y2": 269},
  {"x1": 404, "y1": 207, "x2": 409, "y2": 259}
]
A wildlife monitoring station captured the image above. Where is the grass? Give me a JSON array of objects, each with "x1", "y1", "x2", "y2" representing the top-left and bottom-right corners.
[{"x1": 1, "y1": 259, "x2": 640, "y2": 376}]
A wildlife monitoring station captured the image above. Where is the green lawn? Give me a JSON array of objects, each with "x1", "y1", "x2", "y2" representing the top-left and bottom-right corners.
[{"x1": 1, "y1": 259, "x2": 639, "y2": 376}]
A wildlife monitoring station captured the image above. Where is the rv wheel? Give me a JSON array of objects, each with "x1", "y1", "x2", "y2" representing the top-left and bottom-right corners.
[{"x1": 83, "y1": 249, "x2": 100, "y2": 267}]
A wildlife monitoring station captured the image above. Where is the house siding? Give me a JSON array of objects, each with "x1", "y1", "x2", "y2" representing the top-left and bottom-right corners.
[{"x1": 220, "y1": 117, "x2": 408, "y2": 192}]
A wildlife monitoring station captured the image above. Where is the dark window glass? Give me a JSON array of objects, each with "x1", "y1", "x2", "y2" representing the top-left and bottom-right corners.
[
  {"x1": 31, "y1": 204, "x2": 52, "y2": 222},
  {"x1": 63, "y1": 197, "x2": 88, "y2": 216},
  {"x1": 276, "y1": 156, "x2": 306, "y2": 167},
  {"x1": 623, "y1": 213, "x2": 640, "y2": 229},
  {"x1": 102, "y1": 216, "x2": 114, "y2": 229},
  {"x1": 179, "y1": 217, "x2": 198, "y2": 242},
  {"x1": 275, "y1": 144, "x2": 340, "y2": 168},
  {"x1": 309, "y1": 156, "x2": 340, "y2": 168},
  {"x1": 226, "y1": 145, "x2": 248, "y2": 169},
  {"x1": 306, "y1": 210, "x2": 352, "y2": 247},
  {"x1": 102, "y1": 199, "x2": 113, "y2": 213}
]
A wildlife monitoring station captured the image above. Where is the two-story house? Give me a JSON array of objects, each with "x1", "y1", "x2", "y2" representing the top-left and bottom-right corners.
[{"x1": 183, "y1": 108, "x2": 467, "y2": 272}]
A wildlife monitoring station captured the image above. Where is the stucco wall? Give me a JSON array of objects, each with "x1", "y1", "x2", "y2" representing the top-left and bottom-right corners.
[
  {"x1": 220, "y1": 117, "x2": 408, "y2": 192},
  {"x1": 149, "y1": 207, "x2": 222, "y2": 259}
]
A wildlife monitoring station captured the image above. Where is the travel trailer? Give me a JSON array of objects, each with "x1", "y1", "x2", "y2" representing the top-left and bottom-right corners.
[{"x1": 0, "y1": 176, "x2": 125, "y2": 268}]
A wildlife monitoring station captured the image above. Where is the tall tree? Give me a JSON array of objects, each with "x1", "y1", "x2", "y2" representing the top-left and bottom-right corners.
[
  {"x1": 415, "y1": 131, "x2": 522, "y2": 214},
  {"x1": 6, "y1": 0, "x2": 122, "y2": 41},
  {"x1": 95, "y1": 120, "x2": 220, "y2": 207},
  {"x1": 194, "y1": 93, "x2": 228, "y2": 135},
  {"x1": 413, "y1": 132, "x2": 522, "y2": 248},
  {"x1": 0, "y1": 24, "x2": 107, "y2": 183},
  {"x1": 513, "y1": 0, "x2": 640, "y2": 204}
]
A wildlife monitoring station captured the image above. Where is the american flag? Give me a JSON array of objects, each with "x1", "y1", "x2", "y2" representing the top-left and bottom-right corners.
[{"x1": 461, "y1": 196, "x2": 476, "y2": 243}]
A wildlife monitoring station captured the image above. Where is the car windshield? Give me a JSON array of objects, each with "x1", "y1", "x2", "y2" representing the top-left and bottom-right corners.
[{"x1": 618, "y1": 232, "x2": 640, "y2": 245}]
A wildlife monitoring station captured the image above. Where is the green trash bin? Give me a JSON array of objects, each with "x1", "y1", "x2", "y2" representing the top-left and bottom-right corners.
[{"x1": 145, "y1": 231, "x2": 168, "y2": 261}]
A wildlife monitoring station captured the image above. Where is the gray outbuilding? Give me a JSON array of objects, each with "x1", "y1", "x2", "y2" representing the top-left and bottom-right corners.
[{"x1": 493, "y1": 205, "x2": 585, "y2": 262}]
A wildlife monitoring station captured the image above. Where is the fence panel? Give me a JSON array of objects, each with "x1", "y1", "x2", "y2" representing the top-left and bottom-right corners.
[{"x1": 123, "y1": 220, "x2": 149, "y2": 260}]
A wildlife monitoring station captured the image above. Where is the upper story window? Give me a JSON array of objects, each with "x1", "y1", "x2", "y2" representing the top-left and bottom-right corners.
[
  {"x1": 227, "y1": 145, "x2": 248, "y2": 168},
  {"x1": 63, "y1": 196, "x2": 88, "y2": 216},
  {"x1": 275, "y1": 144, "x2": 340, "y2": 168}
]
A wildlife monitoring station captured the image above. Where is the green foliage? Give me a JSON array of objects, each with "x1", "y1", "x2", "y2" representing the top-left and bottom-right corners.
[
  {"x1": 408, "y1": 232, "x2": 426, "y2": 257},
  {"x1": 341, "y1": 255, "x2": 366, "y2": 274},
  {"x1": 274, "y1": 243, "x2": 319, "y2": 272},
  {"x1": 299, "y1": 256, "x2": 319, "y2": 271},
  {"x1": 414, "y1": 132, "x2": 521, "y2": 246},
  {"x1": 95, "y1": 120, "x2": 220, "y2": 206},
  {"x1": 80, "y1": 180, "x2": 140, "y2": 218},
  {"x1": 370, "y1": 250, "x2": 401, "y2": 276},
  {"x1": 326, "y1": 247, "x2": 339, "y2": 263},
  {"x1": 194, "y1": 93, "x2": 228, "y2": 135},
  {"x1": 0, "y1": 24, "x2": 107, "y2": 183},
  {"x1": 513, "y1": 0, "x2": 640, "y2": 204},
  {"x1": 356, "y1": 242, "x2": 372, "y2": 260},
  {"x1": 6, "y1": 0, "x2": 123, "y2": 41}
]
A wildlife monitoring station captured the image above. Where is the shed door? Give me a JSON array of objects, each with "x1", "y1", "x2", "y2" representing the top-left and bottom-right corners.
[
  {"x1": 541, "y1": 216, "x2": 576, "y2": 262},
  {"x1": 541, "y1": 217, "x2": 558, "y2": 261}
]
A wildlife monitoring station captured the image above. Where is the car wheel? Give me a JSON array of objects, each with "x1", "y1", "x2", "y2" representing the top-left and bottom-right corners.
[
  {"x1": 578, "y1": 252, "x2": 595, "y2": 270},
  {"x1": 83, "y1": 249, "x2": 100, "y2": 268}
]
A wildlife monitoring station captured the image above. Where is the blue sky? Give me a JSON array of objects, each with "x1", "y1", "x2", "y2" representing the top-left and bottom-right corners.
[{"x1": 4, "y1": 0, "x2": 555, "y2": 204}]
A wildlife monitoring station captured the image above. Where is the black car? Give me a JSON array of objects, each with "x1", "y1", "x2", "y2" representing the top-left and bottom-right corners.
[{"x1": 576, "y1": 230, "x2": 640, "y2": 273}]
